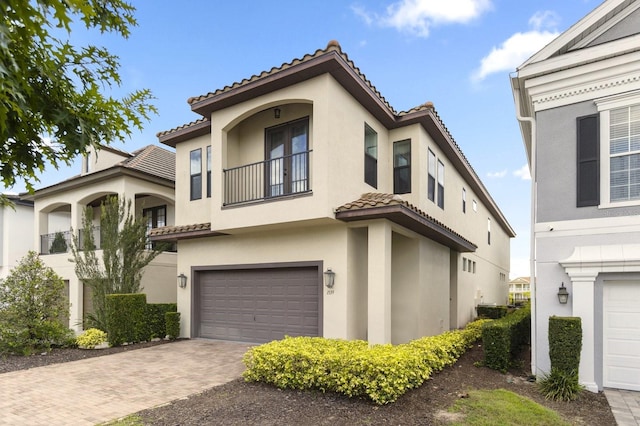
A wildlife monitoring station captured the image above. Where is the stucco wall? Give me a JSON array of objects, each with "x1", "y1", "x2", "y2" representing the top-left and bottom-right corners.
[{"x1": 0, "y1": 203, "x2": 34, "y2": 278}]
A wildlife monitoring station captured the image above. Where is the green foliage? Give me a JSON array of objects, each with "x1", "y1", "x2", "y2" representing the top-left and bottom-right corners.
[
  {"x1": 538, "y1": 368, "x2": 584, "y2": 401},
  {"x1": 0, "y1": 251, "x2": 73, "y2": 355},
  {"x1": 243, "y1": 319, "x2": 490, "y2": 405},
  {"x1": 0, "y1": 0, "x2": 156, "y2": 193},
  {"x1": 76, "y1": 328, "x2": 108, "y2": 349},
  {"x1": 476, "y1": 305, "x2": 508, "y2": 319},
  {"x1": 105, "y1": 293, "x2": 147, "y2": 347},
  {"x1": 481, "y1": 303, "x2": 531, "y2": 372},
  {"x1": 71, "y1": 195, "x2": 164, "y2": 330},
  {"x1": 49, "y1": 231, "x2": 68, "y2": 254},
  {"x1": 449, "y1": 389, "x2": 571, "y2": 425},
  {"x1": 146, "y1": 303, "x2": 177, "y2": 339},
  {"x1": 165, "y1": 312, "x2": 180, "y2": 340},
  {"x1": 548, "y1": 316, "x2": 582, "y2": 375}
]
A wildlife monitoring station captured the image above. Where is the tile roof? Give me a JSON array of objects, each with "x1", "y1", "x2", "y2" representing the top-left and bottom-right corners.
[
  {"x1": 148, "y1": 222, "x2": 226, "y2": 242},
  {"x1": 121, "y1": 145, "x2": 175, "y2": 182},
  {"x1": 156, "y1": 117, "x2": 210, "y2": 140},
  {"x1": 335, "y1": 193, "x2": 477, "y2": 252}
]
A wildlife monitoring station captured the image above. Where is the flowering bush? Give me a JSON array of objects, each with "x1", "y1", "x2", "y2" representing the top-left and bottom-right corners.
[
  {"x1": 76, "y1": 328, "x2": 108, "y2": 349},
  {"x1": 243, "y1": 319, "x2": 491, "y2": 404}
]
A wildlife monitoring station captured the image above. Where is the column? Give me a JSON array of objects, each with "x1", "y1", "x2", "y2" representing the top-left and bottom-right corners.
[
  {"x1": 569, "y1": 271, "x2": 599, "y2": 393},
  {"x1": 367, "y1": 220, "x2": 392, "y2": 345}
]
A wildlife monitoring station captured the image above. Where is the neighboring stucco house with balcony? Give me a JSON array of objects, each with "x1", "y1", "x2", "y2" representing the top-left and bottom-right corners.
[
  {"x1": 512, "y1": 0, "x2": 640, "y2": 392},
  {"x1": 508, "y1": 277, "x2": 530, "y2": 304},
  {"x1": 151, "y1": 41, "x2": 515, "y2": 345},
  {"x1": 0, "y1": 195, "x2": 35, "y2": 279},
  {"x1": 23, "y1": 144, "x2": 178, "y2": 331}
]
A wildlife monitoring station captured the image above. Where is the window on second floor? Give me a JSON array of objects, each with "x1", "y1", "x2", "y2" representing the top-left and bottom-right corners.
[
  {"x1": 393, "y1": 139, "x2": 411, "y2": 194},
  {"x1": 144, "y1": 205, "x2": 166, "y2": 250},
  {"x1": 364, "y1": 124, "x2": 378, "y2": 188},
  {"x1": 206, "y1": 145, "x2": 212, "y2": 198},
  {"x1": 190, "y1": 148, "x2": 202, "y2": 201},
  {"x1": 594, "y1": 94, "x2": 640, "y2": 208},
  {"x1": 462, "y1": 188, "x2": 466, "y2": 213},
  {"x1": 428, "y1": 149, "x2": 436, "y2": 202},
  {"x1": 437, "y1": 159, "x2": 445, "y2": 209},
  {"x1": 487, "y1": 218, "x2": 491, "y2": 245}
]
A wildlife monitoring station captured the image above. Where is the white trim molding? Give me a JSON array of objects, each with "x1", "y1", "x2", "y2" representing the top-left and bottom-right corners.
[{"x1": 560, "y1": 244, "x2": 640, "y2": 392}]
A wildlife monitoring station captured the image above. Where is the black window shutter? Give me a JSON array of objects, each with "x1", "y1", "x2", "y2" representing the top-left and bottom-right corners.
[{"x1": 576, "y1": 114, "x2": 599, "y2": 207}]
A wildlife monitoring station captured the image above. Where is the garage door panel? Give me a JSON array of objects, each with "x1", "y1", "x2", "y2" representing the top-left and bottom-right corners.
[
  {"x1": 604, "y1": 281, "x2": 640, "y2": 391},
  {"x1": 197, "y1": 266, "x2": 319, "y2": 343}
]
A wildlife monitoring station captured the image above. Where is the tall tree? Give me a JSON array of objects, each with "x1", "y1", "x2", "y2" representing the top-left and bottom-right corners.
[
  {"x1": 0, "y1": 0, "x2": 156, "y2": 202},
  {"x1": 70, "y1": 195, "x2": 165, "y2": 330}
]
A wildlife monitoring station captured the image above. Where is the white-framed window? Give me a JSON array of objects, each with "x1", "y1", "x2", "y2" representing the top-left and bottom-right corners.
[
  {"x1": 437, "y1": 160, "x2": 445, "y2": 209},
  {"x1": 428, "y1": 149, "x2": 444, "y2": 209},
  {"x1": 472, "y1": 200, "x2": 477, "y2": 212},
  {"x1": 596, "y1": 91, "x2": 640, "y2": 208}
]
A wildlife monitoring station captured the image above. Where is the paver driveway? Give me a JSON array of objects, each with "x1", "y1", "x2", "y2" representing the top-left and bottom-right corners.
[{"x1": 0, "y1": 339, "x2": 251, "y2": 425}]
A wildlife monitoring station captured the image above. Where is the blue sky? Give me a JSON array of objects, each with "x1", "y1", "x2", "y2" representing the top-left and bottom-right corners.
[{"x1": 5, "y1": 0, "x2": 603, "y2": 277}]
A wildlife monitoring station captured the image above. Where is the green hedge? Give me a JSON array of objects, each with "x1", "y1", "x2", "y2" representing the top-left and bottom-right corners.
[
  {"x1": 147, "y1": 303, "x2": 177, "y2": 339},
  {"x1": 549, "y1": 316, "x2": 582, "y2": 375},
  {"x1": 476, "y1": 305, "x2": 508, "y2": 319},
  {"x1": 481, "y1": 303, "x2": 531, "y2": 372},
  {"x1": 105, "y1": 293, "x2": 147, "y2": 346},
  {"x1": 165, "y1": 311, "x2": 180, "y2": 340},
  {"x1": 243, "y1": 319, "x2": 490, "y2": 405}
]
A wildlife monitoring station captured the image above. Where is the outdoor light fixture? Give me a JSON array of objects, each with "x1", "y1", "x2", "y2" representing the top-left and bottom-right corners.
[
  {"x1": 274, "y1": 107, "x2": 281, "y2": 119},
  {"x1": 557, "y1": 282, "x2": 569, "y2": 304},
  {"x1": 324, "y1": 268, "x2": 335, "y2": 289},
  {"x1": 178, "y1": 273, "x2": 188, "y2": 289}
]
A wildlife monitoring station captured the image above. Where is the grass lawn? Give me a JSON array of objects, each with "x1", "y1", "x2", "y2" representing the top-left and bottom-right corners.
[{"x1": 448, "y1": 389, "x2": 571, "y2": 426}]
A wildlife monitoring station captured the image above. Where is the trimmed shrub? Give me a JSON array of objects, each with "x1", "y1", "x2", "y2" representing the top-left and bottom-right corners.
[
  {"x1": 147, "y1": 303, "x2": 177, "y2": 339},
  {"x1": 548, "y1": 316, "x2": 582, "y2": 375},
  {"x1": 105, "y1": 293, "x2": 147, "y2": 346},
  {"x1": 243, "y1": 318, "x2": 491, "y2": 405},
  {"x1": 481, "y1": 303, "x2": 531, "y2": 372},
  {"x1": 165, "y1": 311, "x2": 180, "y2": 340},
  {"x1": 49, "y1": 231, "x2": 68, "y2": 253},
  {"x1": 476, "y1": 305, "x2": 508, "y2": 319},
  {"x1": 76, "y1": 328, "x2": 108, "y2": 349}
]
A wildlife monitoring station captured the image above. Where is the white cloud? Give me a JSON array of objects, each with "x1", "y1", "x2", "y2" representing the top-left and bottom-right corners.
[
  {"x1": 472, "y1": 10, "x2": 560, "y2": 81},
  {"x1": 513, "y1": 164, "x2": 531, "y2": 180},
  {"x1": 487, "y1": 169, "x2": 507, "y2": 178},
  {"x1": 509, "y1": 256, "x2": 530, "y2": 280},
  {"x1": 354, "y1": 0, "x2": 492, "y2": 38}
]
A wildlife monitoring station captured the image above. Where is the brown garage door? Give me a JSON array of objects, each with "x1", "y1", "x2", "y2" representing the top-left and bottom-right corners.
[{"x1": 196, "y1": 266, "x2": 320, "y2": 343}]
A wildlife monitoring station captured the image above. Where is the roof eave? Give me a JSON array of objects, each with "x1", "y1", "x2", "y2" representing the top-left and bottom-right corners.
[
  {"x1": 335, "y1": 204, "x2": 477, "y2": 253},
  {"x1": 188, "y1": 50, "x2": 397, "y2": 128},
  {"x1": 158, "y1": 119, "x2": 212, "y2": 148}
]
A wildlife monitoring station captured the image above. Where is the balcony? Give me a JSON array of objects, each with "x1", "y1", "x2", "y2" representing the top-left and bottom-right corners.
[
  {"x1": 40, "y1": 227, "x2": 102, "y2": 255},
  {"x1": 223, "y1": 150, "x2": 312, "y2": 205}
]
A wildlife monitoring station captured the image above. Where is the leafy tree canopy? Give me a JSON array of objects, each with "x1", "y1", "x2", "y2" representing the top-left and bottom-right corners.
[{"x1": 0, "y1": 0, "x2": 156, "y2": 199}]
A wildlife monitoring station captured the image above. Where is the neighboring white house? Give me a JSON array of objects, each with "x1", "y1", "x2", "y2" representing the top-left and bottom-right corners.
[
  {"x1": 512, "y1": 0, "x2": 640, "y2": 392},
  {"x1": 508, "y1": 277, "x2": 530, "y2": 304},
  {"x1": 0, "y1": 195, "x2": 34, "y2": 279},
  {"x1": 23, "y1": 144, "x2": 178, "y2": 332},
  {"x1": 151, "y1": 41, "x2": 515, "y2": 345}
]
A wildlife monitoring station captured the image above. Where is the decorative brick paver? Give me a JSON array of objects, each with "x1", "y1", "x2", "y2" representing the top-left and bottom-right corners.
[{"x1": 0, "y1": 340, "x2": 250, "y2": 425}]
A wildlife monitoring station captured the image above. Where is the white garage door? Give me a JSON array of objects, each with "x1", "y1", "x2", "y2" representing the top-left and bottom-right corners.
[
  {"x1": 604, "y1": 281, "x2": 640, "y2": 390},
  {"x1": 195, "y1": 266, "x2": 320, "y2": 343}
]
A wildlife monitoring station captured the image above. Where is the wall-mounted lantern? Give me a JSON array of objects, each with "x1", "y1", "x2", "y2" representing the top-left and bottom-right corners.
[
  {"x1": 178, "y1": 273, "x2": 188, "y2": 289},
  {"x1": 557, "y1": 282, "x2": 569, "y2": 304},
  {"x1": 324, "y1": 268, "x2": 335, "y2": 289},
  {"x1": 274, "y1": 107, "x2": 281, "y2": 119}
]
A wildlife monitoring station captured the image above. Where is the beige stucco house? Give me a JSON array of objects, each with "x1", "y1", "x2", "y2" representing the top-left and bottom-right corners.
[
  {"x1": 24, "y1": 144, "x2": 178, "y2": 331},
  {"x1": 151, "y1": 41, "x2": 515, "y2": 344}
]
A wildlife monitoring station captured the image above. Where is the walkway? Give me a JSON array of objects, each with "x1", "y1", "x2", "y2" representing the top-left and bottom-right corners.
[
  {"x1": 0, "y1": 340, "x2": 250, "y2": 425},
  {"x1": 606, "y1": 388, "x2": 640, "y2": 426}
]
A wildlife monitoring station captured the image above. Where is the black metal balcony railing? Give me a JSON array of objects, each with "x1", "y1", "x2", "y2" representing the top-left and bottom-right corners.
[
  {"x1": 223, "y1": 150, "x2": 312, "y2": 205},
  {"x1": 40, "y1": 228, "x2": 103, "y2": 255}
]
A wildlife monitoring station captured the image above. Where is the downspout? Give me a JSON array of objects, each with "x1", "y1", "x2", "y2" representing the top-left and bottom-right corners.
[{"x1": 512, "y1": 79, "x2": 537, "y2": 377}]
